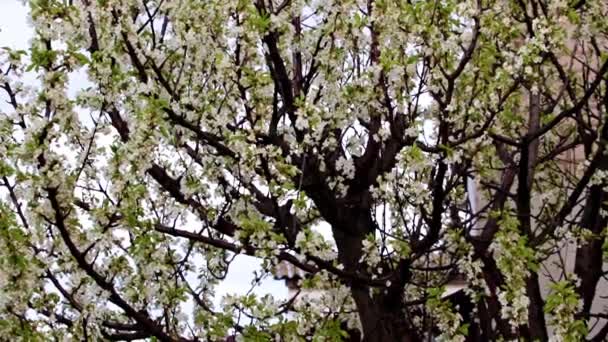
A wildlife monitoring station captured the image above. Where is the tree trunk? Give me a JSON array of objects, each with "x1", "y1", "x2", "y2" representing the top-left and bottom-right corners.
[
  {"x1": 350, "y1": 287, "x2": 417, "y2": 342},
  {"x1": 330, "y1": 207, "x2": 418, "y2": 342},
  {"x1": 575, "y1": 185, "x2": 607, "y2": 314},
  {"x1": 525, "y1": 273, "x2": 549, "y2": 341}
]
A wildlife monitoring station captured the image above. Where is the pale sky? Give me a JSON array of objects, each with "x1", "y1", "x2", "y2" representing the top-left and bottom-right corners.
[{"x1": 0, "y1": 0, "x2": 287, "y2": 311}]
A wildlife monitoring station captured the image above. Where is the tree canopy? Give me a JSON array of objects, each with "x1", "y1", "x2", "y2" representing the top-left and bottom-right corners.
[{"x1": 1, "y1": 0, "x2": 608, "y2": 341}]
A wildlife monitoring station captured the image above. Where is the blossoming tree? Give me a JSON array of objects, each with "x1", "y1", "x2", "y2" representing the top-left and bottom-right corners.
[{"x1": 1, "y1": 0, "x2": 608, "y2": 341}]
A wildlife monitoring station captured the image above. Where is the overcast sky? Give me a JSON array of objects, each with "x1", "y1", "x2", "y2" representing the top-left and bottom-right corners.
[{"x1": 0, "y1": 1, "x2": 287, "y2": 309}]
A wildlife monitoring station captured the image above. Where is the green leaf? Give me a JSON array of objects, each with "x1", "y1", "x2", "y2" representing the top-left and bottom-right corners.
[{"x1": 71, "y1": 51, "x2": 90, "y2": 65}]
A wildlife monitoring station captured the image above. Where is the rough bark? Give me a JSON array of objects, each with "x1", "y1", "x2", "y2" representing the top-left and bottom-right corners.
[
  {"x1": 525, "y1": 273, "x2": 549, "y2": 342},
  {"x1": 351, "y1": 287, "x2": 417, "y2": 342},
  {"x1": 574, "y1": 185, "x2": 607, "y2": 314}
]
